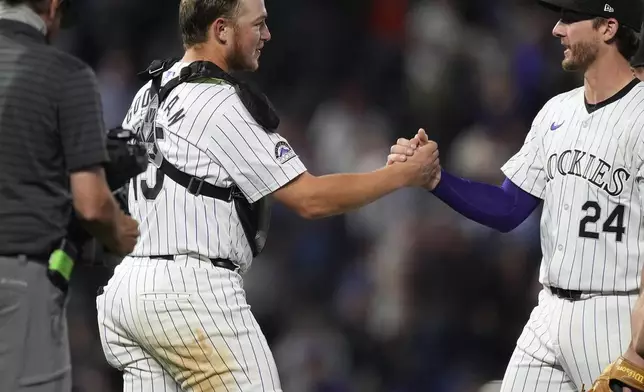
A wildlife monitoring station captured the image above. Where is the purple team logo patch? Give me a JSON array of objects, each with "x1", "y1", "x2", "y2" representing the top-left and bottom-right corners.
[{"x1": 275, "y1": 141, "x2": 296, "y2": 164}]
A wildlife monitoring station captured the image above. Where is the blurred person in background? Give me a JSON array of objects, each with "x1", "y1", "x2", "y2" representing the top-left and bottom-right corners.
[
  {"x1": 389, "y1": 0, "x2": 644, "y2": 390},
  {"x1": 0, "y1": 0, "x2": 139, "y2": 391}
]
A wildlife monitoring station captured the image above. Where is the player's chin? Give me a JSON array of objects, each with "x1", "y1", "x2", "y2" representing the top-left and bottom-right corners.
[
  {"x1": 561, "y1": 59, "x2": 579, "y2": 72},
  {"x1": 237, "y1": 59, "x2": 259, "y2": 72},
  {"x1": 248, "y1": 57, "x2": 260, "y2": 71}
]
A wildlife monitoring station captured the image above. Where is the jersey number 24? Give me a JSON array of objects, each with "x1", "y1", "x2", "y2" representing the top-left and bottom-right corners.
[{"x1": 578, "y1": 201, "x2": 625, "y2": 242}]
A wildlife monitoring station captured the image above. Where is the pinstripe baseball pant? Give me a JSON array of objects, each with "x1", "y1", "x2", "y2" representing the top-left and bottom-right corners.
[
  {"x1": 500, "y1": 287, "x2": 637, "y2": 391},
  {"x1": 97, "y1": 256, "x2": 281, "y2": 392}
]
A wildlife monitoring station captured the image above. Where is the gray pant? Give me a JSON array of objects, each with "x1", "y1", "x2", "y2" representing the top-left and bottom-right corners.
[{"x1": 0, "y1": 256, "x2": 71, "y2": 392}]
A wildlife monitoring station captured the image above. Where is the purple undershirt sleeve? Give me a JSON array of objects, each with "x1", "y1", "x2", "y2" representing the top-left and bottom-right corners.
[{"x1": 430, "y1": 169, "x2": 541, "y2": 232}]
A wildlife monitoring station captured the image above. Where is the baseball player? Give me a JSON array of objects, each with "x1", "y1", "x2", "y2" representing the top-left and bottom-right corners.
[
  {"x1": 389, "y1": 0, "x2": 644, "y2": 391},
  {"x1": 96, "y1": 0, "x2": 439, "y2": 391},
  {"x1": 586, "y1": 25, "x2": 644, "y2": 391}
]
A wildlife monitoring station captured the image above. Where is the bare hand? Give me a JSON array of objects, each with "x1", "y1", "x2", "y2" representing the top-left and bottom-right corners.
[
  {"x1": 388, "y1": 129, "x2": 442, "y2": 190},
  {"x1": 387, "y1": 128, "x2": 431, "y2": 163},
  {"x1": 110, "y1": 212, "x2": 140, "y2": 256},
  {"x1": 396, "y1": 141, "x2": 440, "y2": 189}
]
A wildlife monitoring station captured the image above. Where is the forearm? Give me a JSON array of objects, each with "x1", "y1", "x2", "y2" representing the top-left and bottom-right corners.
[
  {"x1": 74, "y1": 192, "x2": 123, "y2": 251},
  {"x1": 77, "y1": 205, "x2": 122, "y2": 250},
  {"x1": 71, "y1": 167, "x2": 123, "y2": 247},
  {"x1": 586, "y1": 276, "x2": 644, "y2": 391},
  {"x1": 431, "y1": 170, "x2": 540, "y2": 232},
  {"x1": 630, "y1": 293, "x2": 644, "y2": 360},
  {"x1": 611, "y1": 286, "x2": 644, "y2": 383},
  {"x1": 302, "y1": 165, "x2": 409, "y2": 219}
]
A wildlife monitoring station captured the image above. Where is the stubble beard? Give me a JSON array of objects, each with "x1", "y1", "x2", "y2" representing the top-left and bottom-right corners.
[
  {"x1": 562, "y1": 40, "x2": 600, "y2": 72},
  {"x1": 227, "y1": 27, "x2": 257, "y2": 72}
]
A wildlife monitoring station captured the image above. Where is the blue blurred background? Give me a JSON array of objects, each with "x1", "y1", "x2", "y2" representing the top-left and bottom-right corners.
[{"x1": 58, "y1": 0, "x2": 588, "y2": 391}]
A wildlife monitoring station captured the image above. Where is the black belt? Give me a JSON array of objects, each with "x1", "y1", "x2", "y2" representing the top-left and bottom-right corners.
[
  {"x1": 548, "y1": 285, "x2": 640, "y2": 300},
  {"x1": 153, "y1": 255, "x2": 238, "y2": 272},
  {"x1": 548, "y1": 286, "x2": 583, "y2": 300}
]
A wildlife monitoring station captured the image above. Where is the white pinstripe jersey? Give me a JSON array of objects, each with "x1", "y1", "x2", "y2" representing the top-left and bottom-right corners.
[
  {"x1": 502, "y1": 80, "x2": 644, "y2": 292},
  {"x1": 122, "y1": 61, "x2": 307, "y2": 272}
]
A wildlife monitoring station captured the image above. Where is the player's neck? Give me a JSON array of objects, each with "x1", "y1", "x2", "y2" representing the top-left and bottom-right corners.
[
  {"x1": 583, "y1": 53, "x2": 635, "y2": 105},
  {"x1": 182, "y1": 46, "x2": 231, "y2": 73}
]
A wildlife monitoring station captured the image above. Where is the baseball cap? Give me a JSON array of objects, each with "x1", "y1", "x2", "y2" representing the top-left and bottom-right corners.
[{"x1": 538, "y1": 0, "x2": 643, "y2": 32}]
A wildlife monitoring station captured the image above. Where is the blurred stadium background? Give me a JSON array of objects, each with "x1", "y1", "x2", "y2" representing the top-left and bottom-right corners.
[{"x1": 58, "y1": 0, "x2": 588, "y2": 391}]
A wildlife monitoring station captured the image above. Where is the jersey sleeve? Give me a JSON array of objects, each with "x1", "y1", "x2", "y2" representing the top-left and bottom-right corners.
[
  {"x1": 58, "y1": 64, "x2": 109, "y2": 172},
  {"x1": 501, "y1": 107, "x2": 549, "y2": 200},
  {"x1": 121, "y1": 84, "x2": 150, "y2": 133},
  {"x1": 206, "y1": 93, "x2": 307, "y2": 203}
]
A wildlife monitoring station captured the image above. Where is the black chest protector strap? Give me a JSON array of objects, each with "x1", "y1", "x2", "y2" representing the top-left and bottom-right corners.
[
  {"x1": 142, "y1": 58, "x2": 280, "y2": 131},
  {"x1": 138, "y1": 59, "x2": 277, "y2": 257},
  {"x1": 144, "y1": 60, "x2": 240, "y2": 201}
]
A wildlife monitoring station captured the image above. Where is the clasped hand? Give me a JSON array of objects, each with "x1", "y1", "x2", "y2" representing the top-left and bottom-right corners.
[{"x1": 387, "y1": 128, "x2": 442, "y2": 191}]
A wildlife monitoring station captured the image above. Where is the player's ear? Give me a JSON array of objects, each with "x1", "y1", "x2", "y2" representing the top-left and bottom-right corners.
[
  {"x1": 212, "y1": 18, "x2": 231, "y2": 44},
  {"x1": 601, "y1": 18, "x2": 619, "y2": 42}
]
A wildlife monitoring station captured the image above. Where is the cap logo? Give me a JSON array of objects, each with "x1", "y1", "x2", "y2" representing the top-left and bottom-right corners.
[{"x1": 604, "y1": 4, "x2": 614, "y2": 12}]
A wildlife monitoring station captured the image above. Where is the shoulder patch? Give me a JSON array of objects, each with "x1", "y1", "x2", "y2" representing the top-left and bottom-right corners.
[{"x1": 274, "y1": 141, "x2": 296, "y2": 164}]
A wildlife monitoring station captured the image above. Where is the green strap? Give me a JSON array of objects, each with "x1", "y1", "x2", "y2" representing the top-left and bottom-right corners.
[
  {"x1": 48, "y1": 250, "x2": 74, "y2": 281},
  {"x1": 190, "y1": 77, "x2": 226, "y2": 85}
]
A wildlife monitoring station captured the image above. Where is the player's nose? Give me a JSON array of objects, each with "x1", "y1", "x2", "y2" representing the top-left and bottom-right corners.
[{"x1": 552, "y1": 20, "x2": 565, "y2": 38}]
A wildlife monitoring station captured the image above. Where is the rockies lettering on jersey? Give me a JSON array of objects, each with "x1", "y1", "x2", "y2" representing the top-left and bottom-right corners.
[
  {"x1": 544, "y1": 149, "x2": 631, "y2": 197},
  {"x1": 502, "y1": 81, "x2": 644, "y2": 292},
  {"x1": 122, "y1": 61, "x2": 307, "y2": 272}
]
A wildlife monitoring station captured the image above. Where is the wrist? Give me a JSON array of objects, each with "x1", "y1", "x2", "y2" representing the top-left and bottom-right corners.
[
  {"x1": 429, "y1": 168, "x2": 446, "y2": 193},
  {"x1": 385, "y1": 162, "x2": 415, "y2": 188}
]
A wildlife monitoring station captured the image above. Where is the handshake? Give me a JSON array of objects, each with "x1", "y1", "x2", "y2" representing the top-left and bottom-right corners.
[{"x1": 386, "y1": 128, "x2": 442, "y2": 191}]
